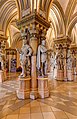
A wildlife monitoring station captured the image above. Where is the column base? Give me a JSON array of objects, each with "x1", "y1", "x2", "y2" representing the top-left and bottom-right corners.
[
  {"x1": 0, "y1": 70, "x2": 5, "y2": 83},
  {"x1": 17, "y1": 90, "x2": 30, "y2": 99},
  {"x1": 63, "y1": 78, "x2": 68, "y2": 81},
  {"x1": 38, "y1": 78, "x2": 49, "y2": 99},
  {"x1": 48, "y1": 72, "x2": 53, "y2": 80},
  {"x1": 67, "y1": 70, "x2": 74, "y2": 81},
  {"x1": 57, "y1": 70, "x2": 64, "y2": 81},
  {"x1": 30, "y1": 90, "x2": 38, "y2": 100},
  {"x1": 16, "y1": 77, "x2": 31, "y2": 99},
  {"x1": 4, "y1": 70, "x2": 6, "y2": 81}
]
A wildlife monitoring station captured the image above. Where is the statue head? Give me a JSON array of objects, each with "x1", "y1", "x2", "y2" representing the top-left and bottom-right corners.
[
  {"x1": 41, "y1": 40, "x2": 46, "y2": 46},
  {"x1": 23, "y1": 38, "x2": 28, "y2": 45}
]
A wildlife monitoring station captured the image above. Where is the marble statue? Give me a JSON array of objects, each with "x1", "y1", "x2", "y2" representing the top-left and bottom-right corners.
[
  {"x1": 67, "y1": 50, "x2": 72, "y2": 70},
  {"x1": 0, "y1": 49, "x2": 4, "y2": 70},
  {"x1": 50, "y1": 53, "x2": 56, "y2": 69},
  {"x1": 50, "y1": 52, "x2": 56, "y2": 69},
  {"x1": 56, "y1": 50, "x2": 64, "y2": 70},
  {"x1": 50, "y1": 52, "x2": 57, "y2": 79},
  {"x1": 37, "y1": 40, "x2": 48, "y2": 77},
  {"x1": 17, "y1": 39, "x2": 32, "y2": 78}
]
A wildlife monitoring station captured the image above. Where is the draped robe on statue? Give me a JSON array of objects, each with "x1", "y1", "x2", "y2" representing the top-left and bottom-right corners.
[
  {"x1": 0, "y1": 50, "x2": 4, "y2": 70},
  {"x1": 37, "y1": 44, "x2": 47, "y2": 76}
]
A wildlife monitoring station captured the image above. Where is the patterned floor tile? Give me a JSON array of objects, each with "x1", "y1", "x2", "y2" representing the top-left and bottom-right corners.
[{"x1": 1, "y1": 73, "x2": 77, "y2": 119}]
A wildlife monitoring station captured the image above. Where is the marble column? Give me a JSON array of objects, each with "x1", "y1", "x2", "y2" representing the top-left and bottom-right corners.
[
  {"x1": 0, "y1": 35, "x2": 7, "y2": 81},
  {"x1": 29, "y1": 25, "x2": 39, "y2": 99}
]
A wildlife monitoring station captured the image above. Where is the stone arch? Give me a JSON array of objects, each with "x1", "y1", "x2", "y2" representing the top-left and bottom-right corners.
[
  {"x1": 67, "y1": 12, "x2": 77, "y2": 36},
  {"x1": 65, "y1": 0, "x2": 77, "y2": 27},
  {"x1": 15, "y1": 0, "x2": 21, "y2": 19},
  {"x1": 47, "y1": 0, "x2": 65, "y2": 41},
  {"x1": 0, "y1": 0, "x2": 22, "y2": 37}
]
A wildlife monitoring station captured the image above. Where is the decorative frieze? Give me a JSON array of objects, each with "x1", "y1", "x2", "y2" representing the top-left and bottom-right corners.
[{"x1": 17, "y1": 12, "x2": 50, "y2": 30}]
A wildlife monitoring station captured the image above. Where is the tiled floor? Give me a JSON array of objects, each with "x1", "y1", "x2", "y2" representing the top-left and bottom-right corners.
[{"x1": 0, "y1": 73, "x2": 77, "y2": 119}]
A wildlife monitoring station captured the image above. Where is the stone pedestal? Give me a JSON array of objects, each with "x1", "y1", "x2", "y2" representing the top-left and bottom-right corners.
[
  {"x1": 38, "y1": 78, "x2": 49, "y2": 99},
  {"x1": 16, "y1": 77, "x2": 31, "y2": 99},
  {"x1": 0, "y1": 70, "x2": 4, "y2": 83},
  {"x1": 48, "y1": 73, "x2": 53, "y2": 80},
  {"x1": 48, "y1": 67, "x2": 54, "y2": 80},
  {"x1": 67, "y1": 70, "x2": 74, "y2": 81},
  {"x1": 57, "y1": 70, "x2": 64, "y2": 81},
  {"x1": 73, "y1": 68, "x2": 77, "y2": 81},
  {"x1": 4, "y1": 70, "x2": 6, "y2": 81}
]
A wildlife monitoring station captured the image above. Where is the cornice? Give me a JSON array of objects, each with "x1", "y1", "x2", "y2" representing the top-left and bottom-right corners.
[
  {"x1": 17, "y1": 12, "x2": 50, "y2": 29},
  {"x1": 54, "y1": 36, "x2": 72, "y2": 45}
]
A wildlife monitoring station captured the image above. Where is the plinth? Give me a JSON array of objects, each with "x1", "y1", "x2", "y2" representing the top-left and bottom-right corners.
[
  {"x1": 38, "y1": 78, "x2": 49, "y2": 99},
  {"x1": 67, "y1": 70, "x2": 74, "y2": 81},
  {"x1": 0, "y1": 70, "x2": 5, "y2": 83},
  {"x1": 57, "y1": 70, "x2": 64, "y2": 81},
  {"x1": 48, "y1": 72, "x2": 53, "y2": 80},
  {"x1": 16, "y1": 77, "x2": 31, "y2": 99}
]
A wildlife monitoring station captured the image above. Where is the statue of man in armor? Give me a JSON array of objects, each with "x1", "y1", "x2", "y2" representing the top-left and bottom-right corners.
[
  {"x1": 17, "y1": 38, "x2": 32, "y2": 78},
  {"x1": 37, "y1": 40, "x2": 48, "y2": 77}
]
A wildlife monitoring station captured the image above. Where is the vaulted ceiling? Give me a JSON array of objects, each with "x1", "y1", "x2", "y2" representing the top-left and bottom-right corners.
[
  {"x1": 0, "y1": 0, "x2": 77, "y2": 48},
  {"x1": 47, "y1": 0, "x2": 77, "y2": 48}
]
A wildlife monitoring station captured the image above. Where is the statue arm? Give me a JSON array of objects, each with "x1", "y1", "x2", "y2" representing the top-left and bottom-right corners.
[
  {"x1": 37, "y1": 45, "x2": 41, "y2": 69},
  {"x1": 26, "y1": 47, "x2": 32, "y2": 56},
  {"x1": 16, "y1": 48, "x2": 22, "y2": 54}
]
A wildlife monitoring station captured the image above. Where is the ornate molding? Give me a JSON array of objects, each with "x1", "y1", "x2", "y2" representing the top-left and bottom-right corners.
[
  {"x1": 54, "y1": 36, "x2": 72, "y2": 48},
  {"x1": 17, "y1": 12, "x2": 50, "y2": 29},
  {"x1": 0, "y1": 35, "x2": 7, "y2": 41}
]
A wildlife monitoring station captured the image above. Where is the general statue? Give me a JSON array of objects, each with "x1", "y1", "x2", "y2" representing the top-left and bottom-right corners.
[
  {"x1": 0, "y1": 49, "x2": 4, "y2": 70},
  {"x1": 67, "y1": 50, "x2": 73, "y2": 70},
  {"x1": 56, "y1": 50, "x2": 64, "y2": 70},
  {"x1": 17, "y1": 39, "x2": 32, "y2": 78},
  {"x1": 37, "y1": 40, "x2": 48, "y2": 77}
]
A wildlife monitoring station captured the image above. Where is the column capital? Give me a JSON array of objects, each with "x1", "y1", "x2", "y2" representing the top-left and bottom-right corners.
[
  {"x1": 54, "y1": 36, "x2": 72, "y2": 49},
  {"x1": 0, "y1": 35, "x2": 7, "y2": 41},
  {"x1": 69, "y1": 43, "x2": 77, "y2": 54},
  {"x1": 17, "y1": 12, "x2": 50, "y2": 30}
]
